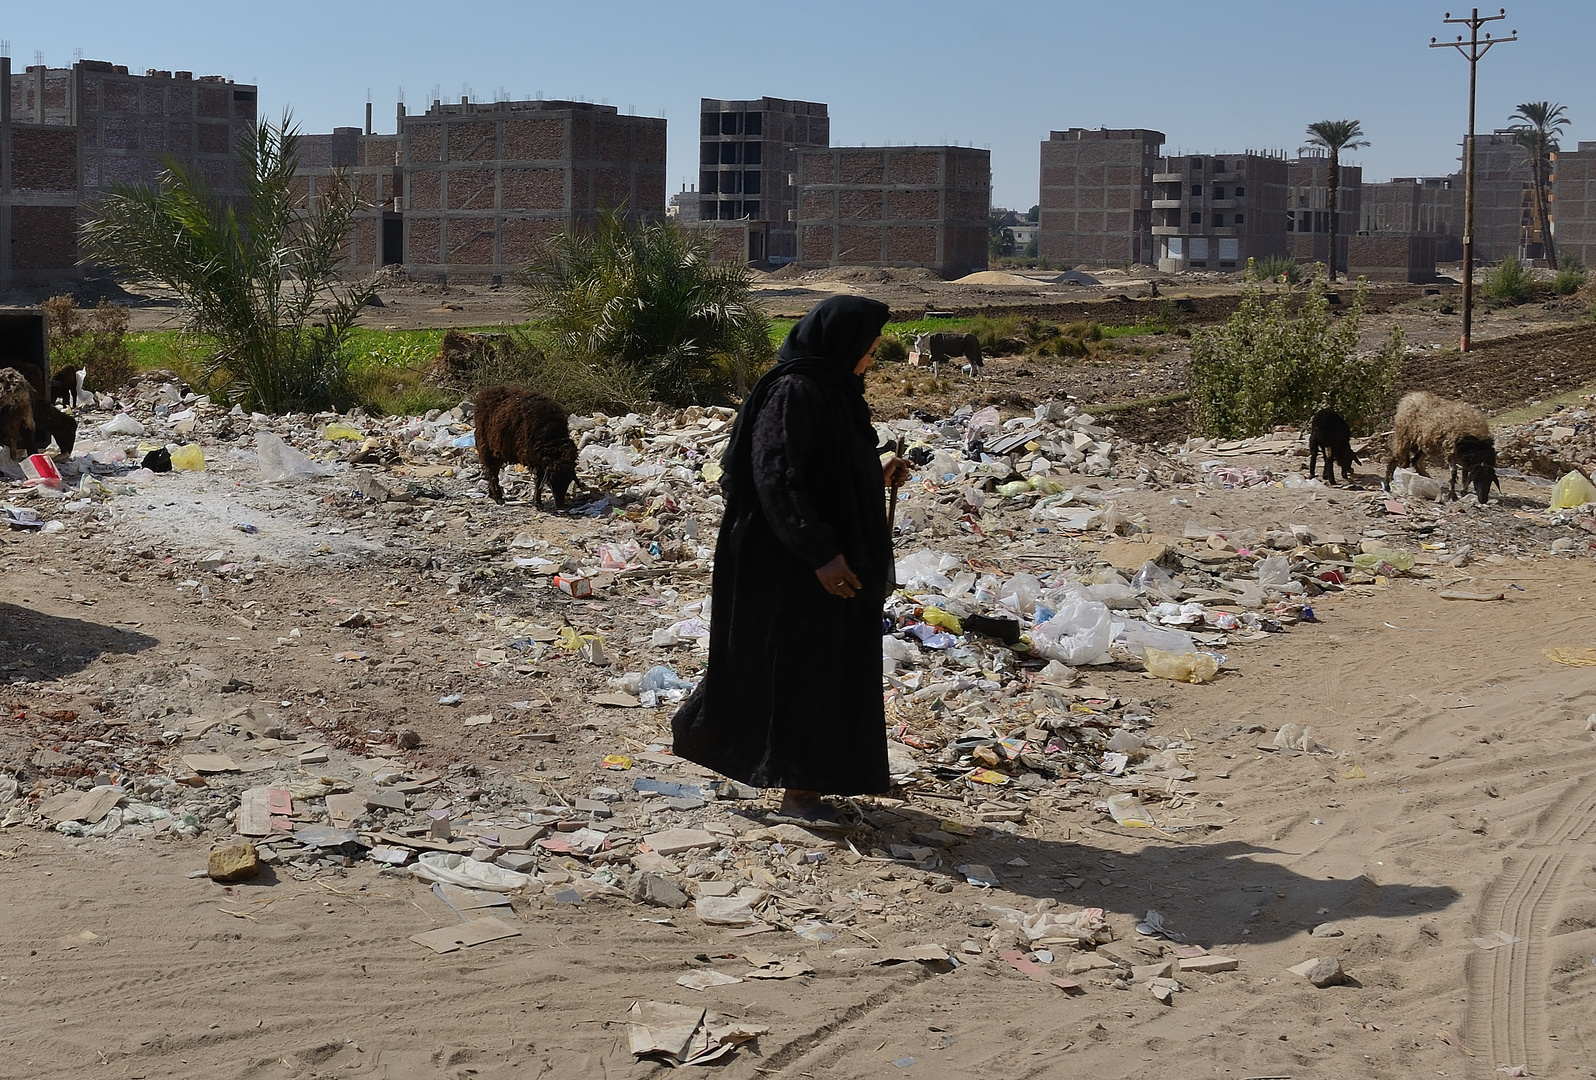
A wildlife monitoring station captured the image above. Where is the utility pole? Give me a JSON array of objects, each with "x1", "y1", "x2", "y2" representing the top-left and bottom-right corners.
[{"x1": 1432, "y1": 9, "x2": 1516, "y2": 352}]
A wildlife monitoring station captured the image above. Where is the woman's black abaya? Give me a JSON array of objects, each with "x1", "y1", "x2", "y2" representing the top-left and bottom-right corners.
[{"x1": 671, "y1": 296, "x2": 893, "y2": 794}]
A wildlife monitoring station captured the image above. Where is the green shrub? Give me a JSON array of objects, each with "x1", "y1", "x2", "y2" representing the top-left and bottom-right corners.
[
  {"x1": 1189, "y1": 270, "x2": 1404, "y2": 438},
  {"x1": 1553, "y1": 254, "x2": 1587, "y2": 296},
  {"x1": 874, "y1": 335, "x2": 909, "y2": 364},
  {"x1": 1482, "y1": 256, "x2": 1534, "y2": 303},
  {"x1": 522, "y1": 210, "x2": 773, "y2": 409},
  {"x1": 1245, "y1": 255, "x2": 1301, "y2": 285},
  {"x1": 41, "y1": 295, "x2": 136, "y2": 393},
  {"x1": 79, "y1": 114, "x2": 376, "y2": 414}
]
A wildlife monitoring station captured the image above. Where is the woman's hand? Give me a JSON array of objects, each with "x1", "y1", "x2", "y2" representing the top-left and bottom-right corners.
[
  {"x1": 882, "y1": 456, "x2": 911, "y2": 488},
  {"x1": 815, "y1": 554, "x2": 862, "y2": 598}
]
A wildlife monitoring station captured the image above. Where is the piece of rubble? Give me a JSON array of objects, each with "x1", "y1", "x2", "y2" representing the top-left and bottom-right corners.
[{"x1": 207, "y1": 841, "x2": 260, "y2": 882}]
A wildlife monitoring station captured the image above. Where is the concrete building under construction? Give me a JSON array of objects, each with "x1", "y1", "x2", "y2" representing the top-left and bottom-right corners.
[
  {"x1": 1554, "y1": 142, "x2": 1596, "y2": 268},
  {"x1": 0, "y1": 56, "x2": 257, "y2": 290},
  {"x1": 794, "y1": 145, "x2": 989, "y2": 277},
  {"x1": 297, "y1": 98, "x2": 667, "y2": 282},
  {"x1": 1152, "y1": 152, "x2": 1288, "y2": 272},
  {"x1": 1037, "y1": 127, "x2": 1164, "y2": 267},
  {"x1": 1285, "y1": 155, "x2": 1363, "y2": 268},
  {"x1": 697, "y1": 97, "x2": 828, "y2": 264}
]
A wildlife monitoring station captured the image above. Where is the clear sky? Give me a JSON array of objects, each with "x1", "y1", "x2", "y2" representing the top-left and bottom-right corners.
[{"x1": 5, "y1": 0, "x2": 1592, "y2": 209}]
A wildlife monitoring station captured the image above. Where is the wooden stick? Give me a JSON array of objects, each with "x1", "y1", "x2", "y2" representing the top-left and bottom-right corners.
[{"x1": 887, "y1": 436, "x2": 906, "y2": 532}]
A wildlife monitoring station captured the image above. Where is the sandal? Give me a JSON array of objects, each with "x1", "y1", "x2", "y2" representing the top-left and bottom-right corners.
[{"x1": 768, "y1": 800, "x2": 866, "y2": 833}]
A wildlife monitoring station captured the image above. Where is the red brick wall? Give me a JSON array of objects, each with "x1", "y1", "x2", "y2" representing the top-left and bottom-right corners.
[
  {"x1": 837, "y1": 225, "x2": 882, "y2": 262},
  {"x1": 887, "y1": 190, "x2": 939, "y2": 219},
  {"x1": 197, "y1": 87, "x2": 229, "y2": 118},
  {"x1": 447, "y1": 169, "x2": 496, "y2": 210},
  {"x1": 838, "y1": 152, "x2": 885, "y2": 185},
  {"x1": 408, "y1": 127, "x2": 442, "y2": 163},
  {"x1": 448, "y1": 122, "x2": 497, "y2": 162},
  {"x1": 838, "y1": 189, "x2": 882, "y2": 220},
  {"x1": 407, "y1": 218, "x2": 441, "y2": 262},
  {"x1": 503, "y1": 118, "x2": 564, "y2": 161},
  {"x1": 501, "y1": 168, "x2": 565, "y2": 210},
  {"x1": 11, "y1": 206, "x2": 79, "y2": 270},
  {"x1": 11, "y1": 128, "x2": 77, "y2": 191},
  {"x1": 594, "y1": 168, "x2": 631, "y2": 208},
  {"x1": 499, "y1": 217, "x2": 560, "y2": 265},
  {"x1": 448, "y1": 227, "x2": 495, "y2": 266},
  {"x1": 885, "y1": 226, "x2": 936, "y2": 262},
  {"x1": 890, "y1": 153, "x2": 940, "y2": 185},
  {"x1": 408, "y1": 171, "x2": 440, "y2": 210}
]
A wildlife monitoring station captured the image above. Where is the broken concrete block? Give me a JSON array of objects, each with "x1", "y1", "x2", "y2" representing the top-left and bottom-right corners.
[
  {"x1": 207, "y1": 841, "x2": 260, "y2": 883},
  {"x1": 642, "y1": 828, "x2": 720, "y2": 856},
  {"x1": 627, "y1": 872, "x2": 689, "y2": 909},
  {"x1": 1131, "y1": 960, "x2": 1175, "y2": 981},
  {"x1": 1178, "y1": 955, "x2": 1240, "y2": 974},
  {"x1": 496, "y1": 852, "x2": 538, "y2": 873},
  {"x1": 1289, "y1": 956, "x2": 1346, "y2": 987}
]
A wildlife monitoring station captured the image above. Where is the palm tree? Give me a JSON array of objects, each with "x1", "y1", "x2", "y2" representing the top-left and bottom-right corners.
[
  {"x1": 1301, "y1": 120, "x2": 1370, "y2": 282},
  {"x1": 522, "y1": 209, "x2": 774, "y2": 408},
  {"x1": 1508, "y1": 101, "x2": 1569, "y2": 268},
  {"x1": 79, "y1": 112, "x2": 376, "y2": 413}
]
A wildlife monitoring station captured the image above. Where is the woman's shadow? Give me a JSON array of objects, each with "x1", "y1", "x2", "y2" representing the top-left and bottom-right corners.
[{"x1": 0, "y1": 601, "x2": 158, "y2": 681}]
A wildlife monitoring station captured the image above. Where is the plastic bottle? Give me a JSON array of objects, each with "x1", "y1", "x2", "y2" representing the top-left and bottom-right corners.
[
  {"x1": 1143, "y1": 646, "x2": 1221, "y2": 684},
  {"x1": 640, "y1": 665, "x2": 692, "y2": 692}
]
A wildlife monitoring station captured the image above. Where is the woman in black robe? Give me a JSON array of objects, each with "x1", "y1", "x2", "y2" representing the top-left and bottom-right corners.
[{"x1": 672, "y1": 295, "x2": 908, "y2": 825}]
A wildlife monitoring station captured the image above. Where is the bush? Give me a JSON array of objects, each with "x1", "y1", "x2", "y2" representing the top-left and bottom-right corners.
[
  {"x1": 1245, "y1": 255, "x2": 1301, "y2": 285},
  {"x1": 1189, "y1": 270, "x2": 1404, "y2": 438},
  {"x1": 1553, "y1": 254, "x2": 1587, "y2": 296},
  {"x1": 79, "y1": 113, "x2": 376, "y2": 413},
  {"x1": 1482, "y1": 256, "x2": 1534, "y2": 303},
  {"x1": 41, "y1": 295, "x2": 135, "y2": 393},
  {"x1": 874, "y1": 334, "x2": 909, "y2": 364},
  {"x1": 522, "y1": 210, "x2": 773, "y2": 410}
]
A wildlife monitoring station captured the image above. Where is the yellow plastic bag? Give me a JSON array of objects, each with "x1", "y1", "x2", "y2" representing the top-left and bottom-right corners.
[
  {"x1": 1143, "y1": 646, "x2": 1220, "y2": 684},
  {"x1": 921, "y1": 606, "x2": 963, "y2": 634},
  {"x1": 170, "y1": 444, "x2": 206, "y2": 471},
  {"x1": 1550, "y1": 470, "x2": 1596, "y2": 509},
  {"x1": 325, "y1": 422, "x2": 363, "y2": 442}
]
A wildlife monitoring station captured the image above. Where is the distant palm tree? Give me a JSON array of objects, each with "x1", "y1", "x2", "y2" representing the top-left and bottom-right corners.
[
  {"x1": 1301, "y1": 120, "x2": 1370, "y2": 282},
  {"x1": 1509, "y1": 101, "x2": 1569, "y2": 268}
]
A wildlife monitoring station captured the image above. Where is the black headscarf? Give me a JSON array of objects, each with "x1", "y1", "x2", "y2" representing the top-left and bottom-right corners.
[{"x1": 721, "y1": 296, "x2": 890, "y2": 493}]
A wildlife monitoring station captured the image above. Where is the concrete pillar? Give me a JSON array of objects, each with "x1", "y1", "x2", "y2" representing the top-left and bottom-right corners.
[
  {"x1": 1, "y1": 56, "x2": 12, "y2": 291},
  {"x1": 365, "y1": 100, "x2": 372, "y2": 136},
  {"x1": 33, "y1": 64, "x2": 45, "y2": 124}
]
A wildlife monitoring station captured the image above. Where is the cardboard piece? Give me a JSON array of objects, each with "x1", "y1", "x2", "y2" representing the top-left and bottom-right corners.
[{"x1": 410, "y1": 915, "x2": 521, "y2": 954}]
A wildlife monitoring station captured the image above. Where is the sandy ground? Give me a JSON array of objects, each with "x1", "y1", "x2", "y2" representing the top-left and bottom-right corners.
[{"x1": 5, "y1": 427, "x2": 1596, "y2": 1079}]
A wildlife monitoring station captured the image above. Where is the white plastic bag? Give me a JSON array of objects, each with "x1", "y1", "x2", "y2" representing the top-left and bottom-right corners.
[
  {"x1": 410, "y1": 852, "x2": 531, "y2": 892},
  {"x1": 1029, "y1": 600, "x2": 1113, "y2": 666},
  {"x1": 101, "y1": 413, "x2": 146, "y2": 436},
  {"x1": 256, "y1": 431, "x2": 332, "y2": 482},
  {"x1": 1390, "y1": 468, "x2": 1442, "y2": 501}
]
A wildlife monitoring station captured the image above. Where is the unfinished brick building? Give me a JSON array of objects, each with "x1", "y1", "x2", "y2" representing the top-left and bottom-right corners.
[
  {"x1": 1152, "y1": 152, "x2": 1288, "y2": 271},
  {"x1": 698, "y1": 97, "x2": 828, "y2": 263},
  {"x1": 1554, "y1": 142, "x2": 1596, "y2": 268},
  {"x1": 1468, "y1": 131, "x2": 1535, "y2": 262},
  {"x1": 0, "y1": 56, "x2": 256, "y2": 290},
  {"x1": 1284, "y1": 156, "x2": 1363, "y2": 269},
  {"x1": 301, "y1": 99, "x2": 667, "y2": 282},
  {"x1": 1037, "y1": 127, "x2": 1164, "y2": 268},
  {"x1": 1359, "y1": 176, "x2": 1460, "y2": 264},
  {"x1": 795, "y1": 146, "x2": 989, "y2": 277},
  {"x1": 400, "y1": 99, "x2": 665, "y2": 281}
]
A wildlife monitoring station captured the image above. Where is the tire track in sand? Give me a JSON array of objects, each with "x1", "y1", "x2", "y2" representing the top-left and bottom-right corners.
[{"x1": 1465, "y1": 770, "x2": 1596, "y2": 1078}]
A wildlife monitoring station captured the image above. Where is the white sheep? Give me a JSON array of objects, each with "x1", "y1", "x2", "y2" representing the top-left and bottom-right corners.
[{"x1": 1384, "y1": 391, "x2": 1499, "y2": 502}]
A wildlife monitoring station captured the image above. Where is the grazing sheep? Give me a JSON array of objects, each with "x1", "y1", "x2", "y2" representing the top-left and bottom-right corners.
[
  {"x1": 913, "y1": 331, "x2": 984, "y2": 376},
  {"x1": 0, "y1": 368, "x2": 37, "y2": 459},
  {"x1": 474, "y1": 385, "x2": 581, "y2": 509},
  {"x1": 49, "y1": 365, "x2": 82, "y2": 409},
  {"x1": 1307, "y1": 408, "x2": 1360, "y2": 483},
  {"x1": 27, "y1": 395, "x2": 76, "y2": 457},
  {"x1": 1385, "y1": 391, "x2": 1500, "y2": 503}
]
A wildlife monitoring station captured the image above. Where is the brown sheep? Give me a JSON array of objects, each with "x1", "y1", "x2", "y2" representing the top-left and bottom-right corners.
[
  {"x1": 0, "y1": 367, "x2": 38, "y2": 459},
  {"x1": 474, "y1": 385, "x2": 581, "y2": 509},
  {"x1": 1385, "y1": 391, "x2": 1499, "y2": 503}
]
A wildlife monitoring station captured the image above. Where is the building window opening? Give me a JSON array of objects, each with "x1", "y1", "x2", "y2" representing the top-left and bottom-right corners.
[
  {"x1": 1214, "y1": 187, "x2": 1225, "y2": 199},
  {"x1": 720, "y1": 143, "x2": 740, "y2": 165},
  {"x1": 1190, "y1": 157, "x2": 1203, "y2": 170},
  {"x1": 1235, "y1": 185, "x2": 1245, "y2": 196},
  {"x1": 1234, "y1": 212, "x2": 1245, "y2": 224},
  {"x1": 720, "y1": 200, "x2": 741, "y2": 218},
  {"x1": 744, "y1": 112, "x2": 762, "y2": 136},
  {"x1": 743, "y1": 170, "x2": 761, "y2": 195},
  {"x1": 700, "y1": 143, "x2": 718, "y2": 165},
  {"x1": 743, "y1": 200, "x2": 759, "y2": 217},
  {"x1": 701, "y1": 172, "x2": 718, "y2": 194},
  {"x1": 1191, "y1": 184, "x2": 1202, "y2": 196},
  {"x1": 701, "y1": 113, "x2": 718, "y2": 137},
  {"x1": 744, "y1": 142, "x2": 762, "y2": 165},
  {"x1": 720, "y1": 112, "x2": 739, "y2": 135},
  {"x1": 1214, "y1": 160, "x2": 1226, "y2": 171},
  {"x1": 1190, "y1": 211, "x2": 1202, "y2": 224}
]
